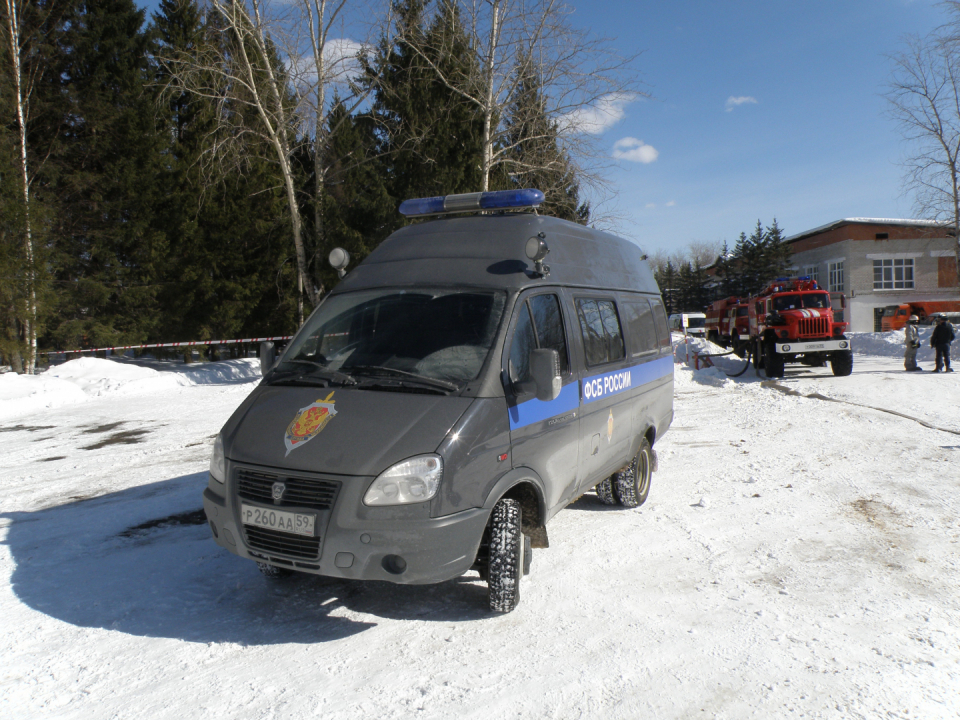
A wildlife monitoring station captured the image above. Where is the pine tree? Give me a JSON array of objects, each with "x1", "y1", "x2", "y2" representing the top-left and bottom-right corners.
[
  {"x1": 312, "y1": 99, "x2": 393, "y2": 294},
  {"x1": 47, "y1": 0, "x2": 166, "y2": 350},
  {"x1": 152, "y1": 0, "x2": 298, "y2": 345},
  {"x1": 365, "y1": 0, "x2": 484, "y2": 224},
  {"x1": 502, "y1": 57, "x2": 588, "y2": 222}
]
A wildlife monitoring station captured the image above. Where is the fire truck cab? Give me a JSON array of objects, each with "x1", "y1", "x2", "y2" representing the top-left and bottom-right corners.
[{"x1": 747, "y1": 277, "x2": 853, "y2": 378}]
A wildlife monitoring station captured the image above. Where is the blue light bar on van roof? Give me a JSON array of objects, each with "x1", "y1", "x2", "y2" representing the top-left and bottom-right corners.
[{"x1": 398, "y1": 189, "x2": 545, "y2": 217}]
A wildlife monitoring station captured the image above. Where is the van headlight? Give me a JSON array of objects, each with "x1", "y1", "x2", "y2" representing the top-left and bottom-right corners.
[
  {"x1": 209, "y1": 434, "x2": 225, "y2": 484},
  {"x1": 364, "y1": 454, "x2": 442, "y2": 506}
]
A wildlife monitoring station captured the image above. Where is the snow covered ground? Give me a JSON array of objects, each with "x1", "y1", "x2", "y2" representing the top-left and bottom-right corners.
[{"x1": 1, "y1": 337, "x2": 958, "y2": 720}]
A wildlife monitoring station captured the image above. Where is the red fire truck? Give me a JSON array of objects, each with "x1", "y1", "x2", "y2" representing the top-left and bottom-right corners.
[
  {"x1": 705, "y1": 296, "x2": 751, "y2": 355},
  {"x1": 746, "y1": 277, "x2": 852, "y2": 378}
]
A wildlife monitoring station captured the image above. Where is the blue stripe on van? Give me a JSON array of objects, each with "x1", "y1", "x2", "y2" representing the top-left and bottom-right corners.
[
  {"x1": 508, "y1": 355, "x2": 674, "y2": 430},
  {"x1": 581, "y1": 355, "x2": 673, "y2": 405},
  {"x1": 508, "y1": 381, "x2": 580, "y2": 431}
]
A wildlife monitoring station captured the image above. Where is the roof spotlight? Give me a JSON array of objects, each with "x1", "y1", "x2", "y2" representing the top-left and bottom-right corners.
[
  {"x1": 329, "y1": 247, "x2": 350, "y2": 278},
  {"x1": 525, "y1": 234, "x2": 550, "y2": 277}
]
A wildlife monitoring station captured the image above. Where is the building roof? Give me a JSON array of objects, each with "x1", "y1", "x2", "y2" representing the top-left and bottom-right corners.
[{"x1": 785, "y1": 217, "x2": 948, "y2": 244}]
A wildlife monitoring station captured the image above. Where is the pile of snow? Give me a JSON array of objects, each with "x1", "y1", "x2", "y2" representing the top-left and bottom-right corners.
[
  {"x1": 848, "y1": 328, "x2": 936, "y2": 362},
  {"x1": 0, "y1": 357, "x2": 260, "y2": 421}
]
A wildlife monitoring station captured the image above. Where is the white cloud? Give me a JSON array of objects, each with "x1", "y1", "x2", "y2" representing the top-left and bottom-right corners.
[
  {"x1": 612, "y1": 137, "x2": 659, "y2": 164},
  {"x1": 666, "y1": 200, "x2": 676, "y2": 207},
  {"x1": 725, "y1": 95, "x2": 758, "y2": 112},
  {"x1": 645, "y1": 203, "x2": 657, "y2": 209},
  {"x1": 558, "y1": 93, "x2": 637, "y2": 135},
  {"x1": 289, "y1": 38, "x2": 367, "y2": 86}
]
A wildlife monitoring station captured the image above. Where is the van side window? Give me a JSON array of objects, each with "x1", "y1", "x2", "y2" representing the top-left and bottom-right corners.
[
  {"x1": 576, "y1": 298, "x2": 625, "y2": 366},
  {"x1": 622, "y1": 301, "x2": 658, "y2": 356},
  {"x1": 649, "y1": 299, "x2": 670, "y2": 350},
  {"x1": 508, "y1": 294, "x2": 570, "y2": 384},
  {"x1": 528, "y1": 294, "x2": 569, "y2": 374},
  {"x1": 508, "y1": 303, "x2": 537, "y2": 383}
]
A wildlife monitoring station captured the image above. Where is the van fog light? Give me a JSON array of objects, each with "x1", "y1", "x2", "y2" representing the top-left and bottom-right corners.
[
  {"x1": 840, "y1": 341, "x2": 848, "y2": 349},
  {"x1": 364, "y1": 454, "x2": 443, "y2": 506},
  {"x1": 782, "y1": 345, "x2": 791, "y2": 352},
  {"x1": 382, "y1": 555, "x2": 407, "y2": 574}
]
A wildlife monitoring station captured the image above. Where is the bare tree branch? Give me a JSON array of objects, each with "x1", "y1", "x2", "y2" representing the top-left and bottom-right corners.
[{"x1": 886, "y1": 27, "x2": 960, "y2": 290}]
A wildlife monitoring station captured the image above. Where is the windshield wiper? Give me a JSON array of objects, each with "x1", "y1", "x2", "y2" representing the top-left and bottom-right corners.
[
  {"x1": 268, "y1": 360, "x2": 357, "y2": 387},
  {"x1": 345, "y1": 365, "x2": 459, "y2": 392}
]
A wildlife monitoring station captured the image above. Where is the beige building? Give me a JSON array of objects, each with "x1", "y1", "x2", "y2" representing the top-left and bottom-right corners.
[{"x1": 786, "y1": 218, "x2": 959, "y2": 332}]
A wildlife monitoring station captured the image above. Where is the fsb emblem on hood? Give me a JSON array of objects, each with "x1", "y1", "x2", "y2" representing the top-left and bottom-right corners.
[{"x1": 284, "y1": 391, "x2": 337, "y2": 456}]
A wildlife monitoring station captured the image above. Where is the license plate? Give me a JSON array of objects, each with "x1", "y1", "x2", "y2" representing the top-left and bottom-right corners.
[
  {"x1": 241, "y1": 504, "x2": 315, "y2": 537},
  {"x1": 807, "y1": 343, "x2": 825, "y2": 349}
]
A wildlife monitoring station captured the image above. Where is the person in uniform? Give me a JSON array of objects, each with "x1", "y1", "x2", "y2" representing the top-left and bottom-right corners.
[
  {"x1": 931, "y1": 314, "x2": 956, "y2": 372},
  {"x1": 904, "y1": 314, "x2": 922, "y2": 371}
]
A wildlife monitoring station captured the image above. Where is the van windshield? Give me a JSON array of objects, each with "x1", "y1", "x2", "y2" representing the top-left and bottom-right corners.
[
  {"x1": 686, "y1": 316, "x2": 706, "y2": 328},
  {"x1": 273, "y1": 288, "x2": 506, "y2": 387}
]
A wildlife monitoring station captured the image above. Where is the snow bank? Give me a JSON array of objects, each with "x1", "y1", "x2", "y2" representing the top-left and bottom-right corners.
[
  {"x1": 1, "y1": 357, "x2": 260, "y2": 422},
  {"x1": 673, "y1": 327, "x2": 943, "y2": 362},
  {"x1": 45, "y1": 357, "x2": 181, "y2": 397},
  {"x1": 0, "y1": 372, "x2": 88, "y2": 421},
  {"x1": 848, "y1": 328, "x2": 936, "y2": 362}
]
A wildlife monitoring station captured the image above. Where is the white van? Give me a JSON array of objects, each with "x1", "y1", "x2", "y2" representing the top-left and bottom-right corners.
[{"x1": 668, "y1": 312, "x2": 707, "y2": 337}]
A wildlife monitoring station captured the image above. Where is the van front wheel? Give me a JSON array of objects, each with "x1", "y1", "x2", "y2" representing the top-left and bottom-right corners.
[{"x1": 487, "y1": 498, "x2": 523, "y2": 613}]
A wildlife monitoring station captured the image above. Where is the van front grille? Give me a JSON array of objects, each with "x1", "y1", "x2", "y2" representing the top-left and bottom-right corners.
[
  {"x1": 244, "y1": 526, "x2": 321, "y2": 559},
  {"x1": 236, "y1": 468, "x2": 339, "y2": 510},
  {"x1": 798, "y1": 317, "x2": 829, "y2": 337}
]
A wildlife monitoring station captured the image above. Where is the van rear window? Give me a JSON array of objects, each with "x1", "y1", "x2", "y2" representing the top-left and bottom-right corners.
[
  {"x1": 576, "y1": 299, "x2": 625, "y2": 366},
  {"x1": 622, "y1": 301, "x2": 658, "y2": 357},
  {"x1": 649, "y1": 299, "x2": 670, "y2": 350}
]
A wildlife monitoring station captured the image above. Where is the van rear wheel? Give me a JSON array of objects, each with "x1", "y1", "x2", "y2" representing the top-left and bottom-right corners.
[
  {"x1": 595, "y1": 476, "x2": 617, "y2": 505},
  {"x1": 615, "y1": 439, "x2": 653, "y2": 508},
  {"x1": 487, "y1": 498, "x2": 523, "y2": 613}
]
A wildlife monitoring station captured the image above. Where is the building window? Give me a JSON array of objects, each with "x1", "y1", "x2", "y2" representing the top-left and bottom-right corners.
[
  {"x1": 873, "y1": 258, "x2": 914, "y2": 290},
  {"x1": 829, "y1": 261, "x2": 844, "y2": 292},
  {"x1": 801, "y1": 264, "x2": 819, "y2": 283}
]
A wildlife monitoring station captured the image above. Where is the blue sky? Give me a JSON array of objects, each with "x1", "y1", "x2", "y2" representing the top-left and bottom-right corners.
[
  {"x1": 575, "y1": 0, "x2": 947, "y2": 252},
  {"x1": 136, "y1": 0, "x2": 948, "y2": 254}
]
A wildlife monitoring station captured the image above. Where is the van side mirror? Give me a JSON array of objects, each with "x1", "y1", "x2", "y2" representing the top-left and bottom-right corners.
[
  {"x1": 529, "y1": 349, "x2": 561, "y2": 402},
  {"x1": 259, "y1": 341, "x2": 276, "y2": 376}
]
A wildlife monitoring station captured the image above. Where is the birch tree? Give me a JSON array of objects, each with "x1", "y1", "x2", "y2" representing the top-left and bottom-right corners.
[
  {"x1": 162, "y1": 0, "x2": 317, "y2": 323},
  {"x1": 402, "y1": 0, "x2": 640, "y2": 194},
  {"x1": 1, "y1": 0, "x2": 49, "y2": 372},
  {"x1": 162, "y1": 0, "x2": 386, "y2": 321},
  {"x1": 887, "y1": 32, "x2": 960, "y2": 289}
]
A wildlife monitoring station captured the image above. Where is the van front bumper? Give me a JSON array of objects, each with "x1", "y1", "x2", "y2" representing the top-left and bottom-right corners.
[{"x1": 203, "y1": 477, "x2": 489, "y2": 585}]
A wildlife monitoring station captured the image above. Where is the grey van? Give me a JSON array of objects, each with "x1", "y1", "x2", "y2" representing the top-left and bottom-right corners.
[{"x1": 203, "y1": 190, "x2": 674, "y2": 612}]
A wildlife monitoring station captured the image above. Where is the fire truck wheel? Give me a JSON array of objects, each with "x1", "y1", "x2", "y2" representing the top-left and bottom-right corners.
[
  {"x1": 764, "y1": 340, "x2": 785, "y2": 378},
  {"x1": 256, "y1": 561, "x2": 294, "y2": 579},
  {"x1": 615, "y1": 439, "x2": 653, "y2": 509},
  {"x1": 752, "y1": 340, "x2": 764, "y2": 370},
  {"x1": 487, "y1": 498, "x2": 523, "y2": 613},
  {"x1": 831, "y1": 350, "x2": 853, "y2": 376},
  {"x1": 595, "y1": 476, "x2": 618, "y2": 505}
]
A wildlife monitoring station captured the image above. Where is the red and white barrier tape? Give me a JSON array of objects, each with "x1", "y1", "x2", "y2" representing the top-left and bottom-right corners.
[{"x1": 41, "y1": 335, "x2": 293, "y2": 356}]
